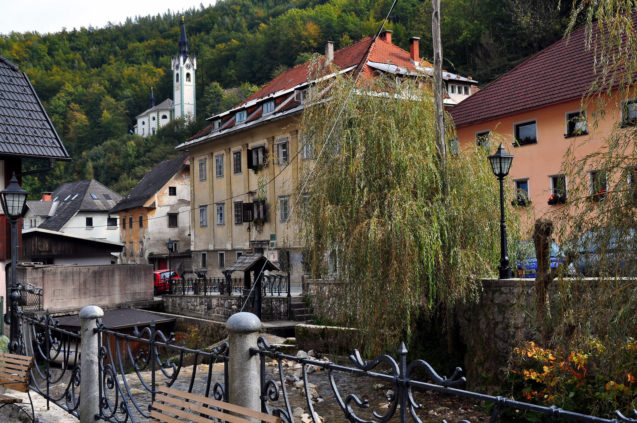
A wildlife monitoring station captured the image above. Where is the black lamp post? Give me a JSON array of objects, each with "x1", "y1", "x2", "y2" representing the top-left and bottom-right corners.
[
  {"x1": 0, "y1": 173, "x2": 29, "y2": 353},
  {"x1": 488, "y1": 144, "x2": 514, "y2": 279}
]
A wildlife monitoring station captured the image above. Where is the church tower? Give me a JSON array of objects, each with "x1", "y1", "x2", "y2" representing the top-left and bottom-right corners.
[{"x1": 171, "y1": 17, "x2": 196, "y2": 121}]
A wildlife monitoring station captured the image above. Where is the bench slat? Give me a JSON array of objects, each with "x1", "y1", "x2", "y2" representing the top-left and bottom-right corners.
[
  {"x1": 158, "y1": 386, "x2": 281, "y2": 423},
  {"x1": 0, "y1": 352, "x2": 33, "y2": 394},
  {"x1": 153, "y1": 401, "x2": 221, "y2": 423},
  {"x1": 150, "y1": 409, "x2": 182, "y2": 423},
  {"x1": 0, "y1": 352, "x2": 33, "y2": 362},
  {"x1": 158, "y1": 394, "x2": 267, "y2": 423}
]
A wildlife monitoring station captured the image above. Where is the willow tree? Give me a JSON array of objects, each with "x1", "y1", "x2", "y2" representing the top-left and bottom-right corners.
[{"x1": 298, "y1": 73, "x2": 517, "y2": 354}]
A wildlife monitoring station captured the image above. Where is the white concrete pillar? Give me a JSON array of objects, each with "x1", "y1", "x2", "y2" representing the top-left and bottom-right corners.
[
  {"x1": 79, "y1": 305, "x2": 104, "y2": 423},
  {"x1": 226, "y1": 312, "x2": 262, "y2": 412}
]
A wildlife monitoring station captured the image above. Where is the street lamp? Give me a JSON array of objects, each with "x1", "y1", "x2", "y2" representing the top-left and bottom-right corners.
[
  {"x1": 0, "y1": 173, "x2": 29, "y2": 352},
  {"x1": 488, "y1": 144, "x2": 514, "y2": 279}
]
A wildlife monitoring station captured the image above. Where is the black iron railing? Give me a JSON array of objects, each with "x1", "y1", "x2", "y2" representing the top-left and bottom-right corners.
[
  {"x1": 169, "y1": 274, "x2": 290, "y2": 297},
  {"x1": 19, "y1": 311, "x2": 82, "y2": 417},
  {"x1": 253, "y1": 337, "x2": 637, "y2": 423},
  {"x1": 97, "y1": 321, "x2": 229, "y2": 423}
]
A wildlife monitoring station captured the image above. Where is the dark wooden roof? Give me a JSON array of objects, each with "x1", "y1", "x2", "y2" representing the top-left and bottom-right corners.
[
  {"x1": 223, "y1": 253, "x2": 279, "y2": 273},
  {"x1": 111, "y1": 153, "x2": 188, "y2": 213},
  {"x1": 0, "y1": 56, "x2": 69, "y2": 160},
  {"x1": 38, "y1": 180, "x2": 122, "y2": 231},
  {"x1": 55, "y1": 309, "x2": 174, "y2": 330}
]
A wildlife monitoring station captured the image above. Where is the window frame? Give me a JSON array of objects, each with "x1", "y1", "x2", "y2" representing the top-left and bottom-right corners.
[
  {"x1": 277, "y1": 137, "x2": 289, "y2": 166},
  {"x1": 107, "y1": 217, "x2": 117, "y2": 228},
  {"x1": 549, "y1": 174, "x2": 567, "y2": 205},
  {"x1": 236, "y1": 110, "x2": 247, "y2": 123},
  {"x1": 279, "y1": 195, "x2": 290, "y2": 223},
  {"x1": 621, "y1": 99, "x2": 637, "y2": 126},
  {"x1": 263, "y1": 100, "x2": 275, "y2": 115},
  {"x1": 234, "y1": 201, "x2": 243, "y2": 225},
  {"x1": 565, "y1": 110, "x2": 588, "y2": 137},
  {"x1": 301, "y1": 135, "x2": 313, "y2": 160},
  {"x1": 168, "y1": 186, "x2": 177, "y2": 196},
  {"x1": 139, "y1": 215, "x2": 144, "y2": 228},
  {"x1": 513, "y1": 178, "x2": 530, "y2": 206},
  {"x1": 201, "y1": 252, "x2": 207, "y2": 268},
  {"x1": 216, "y1": 203, "x2": 225, "y2": 226},
  {"x1": 233, "y1": 151, "x2": 242, "y2": 174},
  {"x1": 168, "y1": 213, "x2": 178, "y2": 228},
  {"x1": 86, "y1": 217, "x2": 93, "y2": 228},
  {"x1": 129, "y1": 216, "x2": 133, "y2": 229},
  {"x1": 590, "y1": 170, "x2": 608, "y2": 199},
  {"x1": 475, "y1": 130, "x2": 490, "y2": 149},
  {"x1": 200, "y1": 205, "x2": 208, "y2": 227},
  {"x1": 198, "y1": 158, "x2": 207, "y2": 181},
  {"x1": 514, "y1": 120, "x2": 538, "y2": 146},
  {"x1": 215, "y1": 154, "x2": 224, "y2": 178},
  {"x1": 218, "y1": 252, "x2": 225, "y2": 269}
]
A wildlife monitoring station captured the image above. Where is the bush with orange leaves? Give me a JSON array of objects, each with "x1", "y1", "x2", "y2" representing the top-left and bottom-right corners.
[{"x1": 507, "y1": 338, "x2": 636, "y2": 417}]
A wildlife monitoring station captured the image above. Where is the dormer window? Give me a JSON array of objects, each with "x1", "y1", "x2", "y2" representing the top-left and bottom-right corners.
[
  {"x1": 464, "y1": 86, "x2": 469, "y2": 95},
  {"x1": 236, "y1": 110, "x2": 247, "y2": 122},
  {"x1": 450, "y1": 84, "x2": 456, "y2": 94},
  {"x1": 263, "y1": 100, "x2": 275, "y2": 115},
  {"x1": 295, "y1": 89, "x2": 307, "y2": 103},
  {"x1": 213, "y1": 119, "x2": 221, "y2": 130}
]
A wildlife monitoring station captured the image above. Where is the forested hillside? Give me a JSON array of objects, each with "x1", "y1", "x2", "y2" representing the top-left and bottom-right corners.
[{"x1": 0, "y1": 0, "x2": 576, "y2": 197}]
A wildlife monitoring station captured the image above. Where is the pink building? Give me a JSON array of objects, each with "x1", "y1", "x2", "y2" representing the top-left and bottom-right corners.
[{"x1": 450, "y1": 16, "x2": 636, "y2": 232}]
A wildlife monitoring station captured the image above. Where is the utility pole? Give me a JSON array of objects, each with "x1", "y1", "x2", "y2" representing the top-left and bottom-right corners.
[{"x1": 432, "y1": 0, "x2": 447, "y2": 195}]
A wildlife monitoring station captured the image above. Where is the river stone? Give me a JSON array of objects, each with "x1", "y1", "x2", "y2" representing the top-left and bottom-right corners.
[
  {"x1": 293, "y1": 407, "x2": 305, "y2": 418},
  {"x1": 297, "y1": 350, "x2": 309, "y2": 359}
]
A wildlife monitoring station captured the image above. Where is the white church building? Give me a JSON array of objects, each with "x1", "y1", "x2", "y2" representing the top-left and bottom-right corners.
[{"x1": 134, "y1": 17, "x2": 196, "y2": 137}]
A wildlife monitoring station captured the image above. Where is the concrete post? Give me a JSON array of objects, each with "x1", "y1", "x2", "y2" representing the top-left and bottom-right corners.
[
  {"x1": 226, "y1": 312, "x2": 262, "y2": 412},
  {"x1": 79, "y1": 305, "x2": 104, "y2": 423}
]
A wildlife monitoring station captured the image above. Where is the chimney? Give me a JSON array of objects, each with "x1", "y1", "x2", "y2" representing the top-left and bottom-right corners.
[
  {"x1": 380, "y1": 30, "x2": 392, "y2": 44},
  {"x1": 325, "y1": 41, "x2": 334, "y2": 63},
  {"x1": 410, "y1": 37, "x2": 420, "y2": 63},
  {"x1": 41, "y1": 192, "x2": 52, "y2": 202}
]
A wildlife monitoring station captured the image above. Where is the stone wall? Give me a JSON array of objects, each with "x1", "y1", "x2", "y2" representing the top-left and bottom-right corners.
[
  {"x1": 163, "y1": 294, "x2": 289, "y2": 321},
  {"x1": 457, "y1": 278, "x2": 538, "y2": 390},
  {"x1": 304, "y1": 277, "x2": 542, "y2": 390},
  {"x1": 18, "y1": 264, "x2": 153, "y2": 313}
]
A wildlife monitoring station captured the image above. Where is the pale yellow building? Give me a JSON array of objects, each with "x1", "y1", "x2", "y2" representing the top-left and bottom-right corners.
[{"x1": 176, "y1": 32, "x2": 477, "y2": 283}]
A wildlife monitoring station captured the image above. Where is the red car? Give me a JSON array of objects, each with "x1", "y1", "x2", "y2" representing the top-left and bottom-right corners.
[{"x1": 153, "y1": 270, "x2": 179, "y2": 295}]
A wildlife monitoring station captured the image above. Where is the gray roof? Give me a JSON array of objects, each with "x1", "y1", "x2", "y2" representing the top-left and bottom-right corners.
[
  {"x1": 0, "y1": 56, "x2": 69, "y2": 160},
  {"x1": 223, "y1": 253, "x2": 280, "y2": 273},
  {"x1": 136, "y1": 98, "x2": 173, "y2": 118},
  {"x1": 26, "y1": 200, "x2": 54, "y2": 217},
  {"x1": 111, "y1": 153, "x2": 188, "y2": 213},
  {"x1": 38, "y1": 180, "x2": 122, "y2": 231}
]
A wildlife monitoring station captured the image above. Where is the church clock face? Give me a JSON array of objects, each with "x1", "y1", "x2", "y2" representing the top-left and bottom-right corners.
[
  {"x1": 174, "y1": 64, "x2": 179, "y2": 70},
  {"x1": 186, "y1": 64, "x2": 191, "y2": 70}
]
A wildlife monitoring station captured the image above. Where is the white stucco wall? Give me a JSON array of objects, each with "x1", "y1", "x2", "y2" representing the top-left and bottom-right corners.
[{"x1": 61, "y1": 212, "x2": 120, "y2": 243}]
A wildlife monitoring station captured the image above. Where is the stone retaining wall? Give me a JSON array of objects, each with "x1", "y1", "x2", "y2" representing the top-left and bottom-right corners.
[{"x1": 163, "y1": 294, "x2": 289, "y2": 321}]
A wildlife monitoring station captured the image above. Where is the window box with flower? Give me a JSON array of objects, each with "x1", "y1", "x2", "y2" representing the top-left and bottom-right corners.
[{"x1": 547, "y1": 193, "x2": 567, "y2": 205}]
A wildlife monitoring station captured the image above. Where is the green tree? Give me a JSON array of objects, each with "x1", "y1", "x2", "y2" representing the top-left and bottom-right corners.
[{"x1": 300, "y1": 74, "x2": 516, "y2": 354}]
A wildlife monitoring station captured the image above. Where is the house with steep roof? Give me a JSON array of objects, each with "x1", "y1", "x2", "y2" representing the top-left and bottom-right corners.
[
  {"x1": 0, "y1": 54, "x2": 70, "y2": 309},
  {"x1": 24, "y1": 179, "x2": 122, "y2": 243},
  {"x1": 449, "y1": 14, "x2": 637, "y2": 227},
  {"x1": 175, "y1": 32, "x2": 478, "y2": 282},
  {"x1": 111, "y1": 153, "x2": 191, "y2": 271},
  {"x1": 134, "y1": 95, "x2": 173, "y2": 137}
]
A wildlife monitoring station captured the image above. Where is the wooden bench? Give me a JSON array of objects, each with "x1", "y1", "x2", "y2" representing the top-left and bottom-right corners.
[
  {"x1": 151, "y1": 385, "x2": 282, "y2": 423},
  {"x1": 0, "y1": 352, "x2": 36, "y2": 422}
]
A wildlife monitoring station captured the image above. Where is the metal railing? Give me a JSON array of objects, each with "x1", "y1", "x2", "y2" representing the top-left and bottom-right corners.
[
  {"x1": 253, "y1": 337, "x2": 637, "y2": 423},
  {"x1": 19, "y1": 311, "x2": 82, "y2": 417},
  {"x1": 97, "y1": 321, "x2": 229, "y2": 422},
  {"x1": 169, "y1": 274, "x2": 291, "y2": 297}
]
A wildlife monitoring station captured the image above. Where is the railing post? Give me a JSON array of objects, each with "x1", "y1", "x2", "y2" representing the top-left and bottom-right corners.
[
  {"x1": 79, "y1": 305, "x2": 104, "y2": 423},
  {"x1": 226, "y1": 312, "x2": 261, "y2": 412}
]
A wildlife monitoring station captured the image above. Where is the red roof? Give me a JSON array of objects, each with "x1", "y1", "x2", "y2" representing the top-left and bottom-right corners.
[
  {"x1": 449, "y1": 15, "x2": 635, "y2": 128},
  {"x1": 242, "y1": 36, "x2": 433, "y2": 105}
]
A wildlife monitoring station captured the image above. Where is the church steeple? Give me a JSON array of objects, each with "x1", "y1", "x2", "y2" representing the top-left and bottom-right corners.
[
  {"x1": 149, "y1": 87, "x2": 155, "y2": 108},
  {"x1": 171, "y1": 17, "x2": 196, "y2": 121},
  {"x1": 178, "y1": 16, "x2": 189, "y2": 59}
]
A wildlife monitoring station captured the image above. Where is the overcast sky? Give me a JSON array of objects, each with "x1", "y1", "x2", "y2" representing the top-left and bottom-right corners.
[{"x1": 1, "y1": 1, "x2": 216, "y2": 35}]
